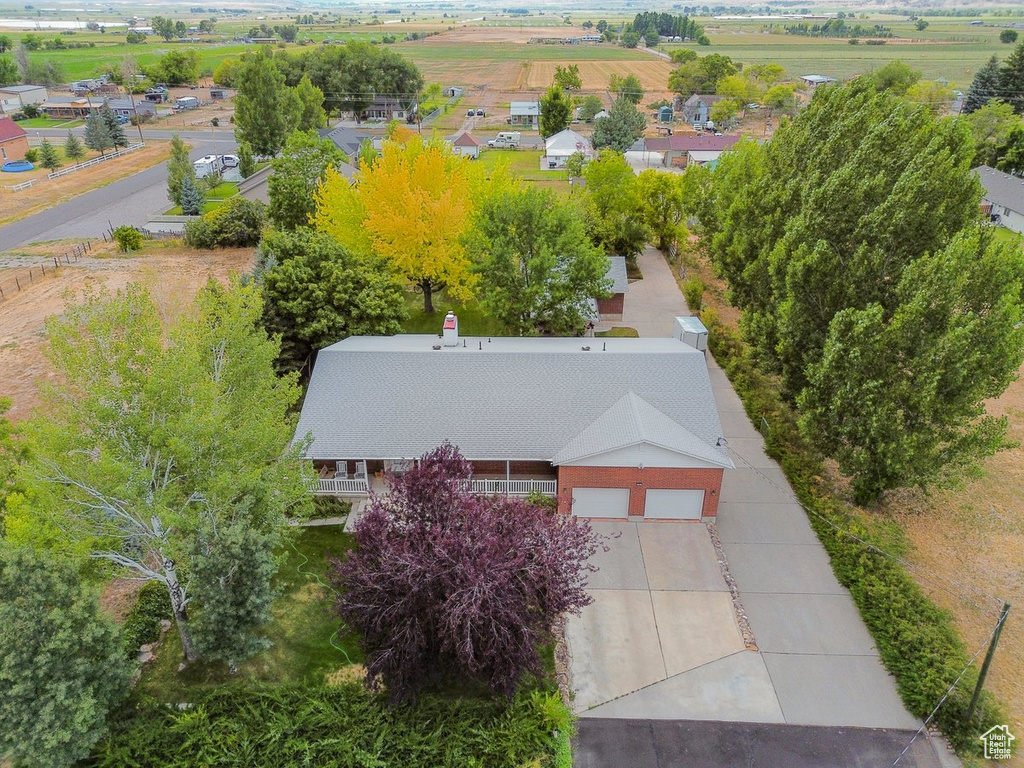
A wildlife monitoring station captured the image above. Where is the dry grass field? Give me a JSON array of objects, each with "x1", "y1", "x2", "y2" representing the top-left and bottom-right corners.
[
  {"x1": 524, "y1": 59, "x2": 676, "y2": 94},
  {"x1": 0, "y1": 242, "x2": 255, "y2": 421}
]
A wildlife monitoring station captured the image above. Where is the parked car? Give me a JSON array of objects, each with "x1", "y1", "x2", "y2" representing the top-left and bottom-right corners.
[
  {"x1": 467, "y1": 108, "x2": 475, "y2": 117},
  {"x1": 221, "y1": 154, "x2": 240, "y2": 168},
  {"x1": 116, "y1": 114, "x2": 129, "y2": 124},
  {"x1": 713, "y1": 131, "x2": 724, "y2": 137},
  {"x1": 475, "y1": 108, "x2": 485, "y2": 116}
]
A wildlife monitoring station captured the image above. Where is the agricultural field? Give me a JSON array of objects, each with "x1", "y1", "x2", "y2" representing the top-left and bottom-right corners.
[{"x1": 524, "y1": 59, "x2": 675, "y2": 93}]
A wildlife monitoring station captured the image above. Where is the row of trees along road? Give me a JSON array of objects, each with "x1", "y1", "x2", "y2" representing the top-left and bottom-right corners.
[{"x1": 703, "y1": 78, "x2": 1024, "y2": 503}]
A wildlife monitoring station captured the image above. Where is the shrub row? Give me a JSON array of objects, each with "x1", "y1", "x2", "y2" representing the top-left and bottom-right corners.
[
  {"x1": 89, "y1": 684, "x2": 570, "y2": 767},
  {"x1": 121, "y1": 581, "x2": 173, "y2": 660},
  {"x1": 701, "y1": 309, "x2": 1004, "y2": 755}
]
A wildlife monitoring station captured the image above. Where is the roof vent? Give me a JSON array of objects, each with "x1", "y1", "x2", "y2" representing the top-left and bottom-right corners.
[
  {"x1": 442, "y1": 311, "x2": 458, "y2": 347},
  {"x1": 432, "y1": 344, "x2": 441, "y2": 350},
  {"x1": 582, "y1": 345, "x2": 591, "y2": 351}
]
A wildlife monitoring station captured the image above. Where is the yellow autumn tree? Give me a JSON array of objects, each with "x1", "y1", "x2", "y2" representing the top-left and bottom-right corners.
[{"x1": 313, "y1": 136, "x2": 482, "y2": 313}]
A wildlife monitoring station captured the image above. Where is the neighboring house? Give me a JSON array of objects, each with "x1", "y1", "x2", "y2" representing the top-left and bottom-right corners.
[
  {"x1": 597, "y1": 256, "x2": 629, "y2": 319},
  {"x1": 0, "y1": 84, "x2": 48, "y2": 114},
  {"x1": 800, "y1": 74, "x2": 838, "y2": 89},
  {"x1": 0, "y1": 116, "x2": 29, "y2": 161},
  {"x1": 509, "y1": 101, "x2": 540, "y2": 126},
  {"x1": 543, "y1": 128, "x2": 594, "y2": 169},
  {"x1": 444, "y1": 86, "x2": 464, "y2": 98},
  {"x1": 678, "y1": 94, "x2": 728, "y2": 125},
  {"x1": 643, "y1": 133, "x2": 740, "y2": 168},
  {"x1": 975, "y1": 165, "x2": 1024, "y2": 234},
  {"x1": 318, "y1": 125, "x2": 373, "y2": 158},
  {"x1": 39, "y1": 97, "x2": 94, "y2": 119},
  {"x1": 365, "y1": 95, "x2": 416, "y2": 123},
  {"x1": 294, "y1": 317, "x2": 733, "y2": 521},
  {"x1": 657, "y1": 105, "x2": 674, "y2": 123},
  {"x1": 104, "y1": 98, "x2": 157, "y2": 119},
  {"x1": 448, "y1": 131, "x2": 481, "y2": 159}
]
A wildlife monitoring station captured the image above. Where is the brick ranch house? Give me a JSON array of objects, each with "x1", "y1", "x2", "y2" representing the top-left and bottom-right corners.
[
  {"x1": 0, "y1": 116, "x2": 29, "y2": 162},
  {"x1": 294, "y1": 314, "x2": 732, "y2": 521}
]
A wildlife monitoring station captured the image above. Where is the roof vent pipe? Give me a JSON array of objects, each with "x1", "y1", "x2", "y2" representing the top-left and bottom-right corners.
[{"x1": 442, "y1": 311, "x2": 458, "y2": 347}]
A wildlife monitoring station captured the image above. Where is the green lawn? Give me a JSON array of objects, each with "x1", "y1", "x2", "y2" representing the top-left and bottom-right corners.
[
  {"x1": 137, "y1": 525, "x2": 360, "y2": 701},
  {"x1": 478, "y1": 148, "x2": 572, "y2": 194},
  {"x1": 30, "y1": 41, "x2": 255, "y2": 82},
  {"x1": 402, "y1": 292, "x2": 505, "y2": 337},
  {"x1": 597, "y1": 327, "x2": 639, "y2": 338},
  {"x1": 164, "y1": 181, "x2": 238, "y2": 215},
  {"x1": 992, "y1": 226, "x2": 1024, "y2": 250},
  {"x1": 20, "y1": 117, "x2": 82, "y2": 129},
  {"x1": 397, "y1": 41, "x2": 653, "y2": 62}
]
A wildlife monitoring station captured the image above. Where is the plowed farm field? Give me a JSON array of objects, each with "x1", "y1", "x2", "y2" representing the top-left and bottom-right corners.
[{"x1": 524, "y1": 59, "x2": 675, "y2": 93}]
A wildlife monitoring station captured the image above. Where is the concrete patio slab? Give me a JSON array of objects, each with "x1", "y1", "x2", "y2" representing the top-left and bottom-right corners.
[
  {"x1": 637, "y1": 524, "x2": 726, "y2": 592},
  {"x1": 764, "y1": 653, "x2": 920, "y2": 729},
  {"x1": 567, "y1": 589, "x2": 666, "y2": 710},
  {"x1": 719, "y1": 467, "x2": 793, "y2": 504},
  {"x1": 583, "y1": 651, "x2": 786, "y2": 723},
  {"x1": 723, "y1": 542, "x2": 846, "y2": 595},
  {"x1": 651, "y1": 591, "x2": 746, "y2": 677},
  {"x1": 742, "y1": 592, "x2": 879, "y2": 655},
  {"x1": 715, "y1": 501, "x2": 820, "y2": 545},
  {"x1": 587, "y1": 523, "x2": 649, "y2": 591}
]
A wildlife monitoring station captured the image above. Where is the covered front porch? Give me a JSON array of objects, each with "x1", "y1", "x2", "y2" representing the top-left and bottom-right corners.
[{"x1": 313, "y1": 459, "x2": 557, "y2": 497}]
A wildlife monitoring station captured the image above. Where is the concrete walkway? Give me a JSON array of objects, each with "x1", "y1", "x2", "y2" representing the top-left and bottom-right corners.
[{"x1": 613, "y1": 246, "x2": 687, "y2": 337}]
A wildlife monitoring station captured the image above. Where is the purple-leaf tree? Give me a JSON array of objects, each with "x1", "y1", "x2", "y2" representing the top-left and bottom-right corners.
[{"x1": 329, "y1": 442, "x2": 599, "y2": 702}]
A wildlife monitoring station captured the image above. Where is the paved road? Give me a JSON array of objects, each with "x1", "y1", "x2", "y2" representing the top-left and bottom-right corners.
[
  {"x1": 574, "y1": 719, "x2": 950, "y2": 768},
  {"x1": 0, "y1": 140, "x2": 230, "y2": 250}
]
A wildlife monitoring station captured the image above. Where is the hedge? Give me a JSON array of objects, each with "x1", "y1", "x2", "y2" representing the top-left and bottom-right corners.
[
  {"x1": 88, "y1": 684, "x2": 570, "y2": 767},
  {"x1": 701, "y1": 308, "x2": 1004, "y2": 755}
]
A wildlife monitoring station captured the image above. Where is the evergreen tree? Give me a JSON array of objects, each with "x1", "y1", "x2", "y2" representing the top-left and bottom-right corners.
[
  {"x1": 63, "y1": 129, "x2": 85, "y2": 162},
  {"x1": 963, "y1": 55, "x2": 1003, "y2": 114},
  {"x1": 592, "y1": 96, "x2": 647, "y2": 153},
  {"x1": 998, "y1": 39, "x2": 1024, "y2": 114},
  {"x1": 37, "y1": 138, "x2": 61, "y2": 171},
  {"x1": 166, "y1": 133, "x2": 194, "y2": 207},
  {"x1": 99, "y1": 105, "x2": 128, "y2": 148},
  {"x1": 0, "y1": 546, "x2": 131, "y2": 768},
  {"x1": 539, "y1": 84, "x2": 572, "y2": 138},
  {"x1": 237, "y1": 141, "x2": 256, "y2": 179},
  {"x1": 179, "y1": 173, "x2": 205, "y2": 216},
  {"x1": 83, "y1": 110, "x2": 113, "y2": 156}
]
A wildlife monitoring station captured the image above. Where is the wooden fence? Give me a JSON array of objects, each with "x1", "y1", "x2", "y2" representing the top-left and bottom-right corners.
[
  {"x1": 2, "y1": 178, "x2": 37, "y2": 192},
  {"x1": 47, "y1": 143, "x2": 146, "y2": 180},
  {"x1": 0, "y1": 241, "x2": 92, "y2": 305}
]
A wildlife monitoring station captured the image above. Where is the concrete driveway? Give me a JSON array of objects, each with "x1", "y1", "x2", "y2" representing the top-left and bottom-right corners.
[{"x1": 611, "y1": 245, "x2": 687, "y2": 337}]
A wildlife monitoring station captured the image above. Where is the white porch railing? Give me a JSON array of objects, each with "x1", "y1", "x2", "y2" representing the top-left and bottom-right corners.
[
  {"x1": 470, "y1": 478, "x2": 557, "y2": 496},
  {"x1": 315, "y1": 477, "x2": 370, "y2": 495}
]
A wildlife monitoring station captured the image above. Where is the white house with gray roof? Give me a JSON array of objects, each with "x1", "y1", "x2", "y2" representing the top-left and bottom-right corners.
[
  {"x1": 294, "y1": 318, "x2": 732, "y2": 521},
  {"x1": 975, "y1": 165, "x2": 1024, "y2": 235}
]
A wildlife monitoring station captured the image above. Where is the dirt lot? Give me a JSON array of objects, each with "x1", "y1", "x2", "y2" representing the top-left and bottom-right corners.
[
  {"x1": 415, "y1": 25, "x2": 595, "y2": 45},
  {"x1": 524, "y1": 59, "x2": 676, "y2": 94},
  {"x1": 0, "y1": 141, "x2": 172, "y2": 227},
  {"x1": 0, "y1": 242, "x2": 255, "y2": 422}
]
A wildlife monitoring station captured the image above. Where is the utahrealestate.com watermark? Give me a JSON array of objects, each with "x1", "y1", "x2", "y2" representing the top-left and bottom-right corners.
[{"x1": 980, "y1": 725, "x2": 1015, "y2": 760}]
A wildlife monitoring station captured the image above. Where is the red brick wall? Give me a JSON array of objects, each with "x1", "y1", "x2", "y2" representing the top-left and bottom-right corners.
[
  {"x1": 0, "y1": 135, "x2": 29, "y2": 162},
  {"x1": 597, "y1": 293, "x2": 625, "y2": 316},
  {"x1": 556, "y1": 466, "x2": 723, "y2": 518}
]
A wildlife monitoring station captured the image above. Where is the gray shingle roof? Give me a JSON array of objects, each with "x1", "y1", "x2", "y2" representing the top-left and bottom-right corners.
[
  {"x1": 974, "y1": 165, "x2": 1024, "y2": 214},
  {"x1": 294, "y1": 335, "x2": 731, "y2": 465},
  {"x1": 551, "y1": 392, "x2": 732, "y2": 467},
  {"x1": 605, "y1": 256, "x2": 629, "y2": 294}
]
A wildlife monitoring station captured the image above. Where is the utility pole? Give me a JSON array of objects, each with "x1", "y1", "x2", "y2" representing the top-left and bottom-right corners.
[{"x1": 965, "y1": 602, "x2": 1011, "y2": 725}]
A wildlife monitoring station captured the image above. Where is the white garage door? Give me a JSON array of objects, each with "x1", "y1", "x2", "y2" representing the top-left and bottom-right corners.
[
  {"x1": 644, "y1": 489, "x2": 705, "y2": 520},
  {"x1": 572, "y1": 488, "x2": 630, "y2": 518}
]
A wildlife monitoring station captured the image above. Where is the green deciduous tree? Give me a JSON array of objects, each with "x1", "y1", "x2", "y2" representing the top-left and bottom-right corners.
[
  {"x1": 0, "y1": 53, "x2": 17, "y2": 86},
  {"x1": 592, "y1": 96, "x2": 647, "y2": 153},
  {"x1": 709, "y1": 98, "x2": 741, "y2": 125},
  {"x1": 621, "y1": 29, "x2": 640, "y2": 48},
  {"x1": 468, "y1": 185, "x2": 610, "y2": 335},
  {"x1": 610, "y1": 73, "x2": 644, "y2": 105},
  {"x1": 764, "y1": 83, "x2": 797, "y2": 115},
  {"x1": 256, "y1": 228, "x2": 407, "y2": 375},
  {"x1": 63, "y1": 130, "x2": 85, "y2": 162},
  {"x1": 154, "y1": 49, "x2": 200, "y2": 85},
  {"x1": 582, "y1": 151, "x2": 648, "y2": 259},
  {"x1": 1000, "y1": 29, "x2": 1018, "y2": 44},
  {"x1": 963, "y1": 55, "x2": 1003, "y2": 115},
  {"x1": 799, "y1": 229, "x2": 1024, "y2": 503},
  {"x1": 235, "y1": 48, "x2": 294, "y2": 156},
  {"x1": 237, "y1": 140, "x2": 256, "y2": 179},
  {"x1": 37, "y1": 138, "x2": 61, "y2": 170},
  {"x1": 166, "y1": 133, "x2": 194, "y2": 207},
  {"x1": 268, "y1": 129, "x2": 346, "y2": 230},
  {"x1": 637, "y1": 169, "x2": 686, "y2": 251},
  {"x1": 539, "y1": 84, "x2": 572, "y2": 138},
  {"x1": 6, "y1": 282, "x2": 312, "y2": 664},
  {"x1": 553, "y1": 63, "x2": 581, "y2": 91},
  {"x1": 669, "y1": 53, "x2": 738, "y2": 96},
  {"x1": 83, "y1": 110, "x2": 113, "y2": 156},
  {"x1": 577, "y1": 94, "x2": 604, "y2": 122},
  {"x1": 292, "y1": 74, "x2": 327, "y2": 132},
  {"x1": 0, "y1": 546, "x2": 131, "y2": 768},
  {"x1": 869, "y1": 60, "x2": 921, "y2": 96}
]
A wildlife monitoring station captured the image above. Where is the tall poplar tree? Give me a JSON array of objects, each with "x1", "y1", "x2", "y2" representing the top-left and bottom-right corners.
[{"x1": 234, "y1": 48, "x2": 294, "y2": 156}]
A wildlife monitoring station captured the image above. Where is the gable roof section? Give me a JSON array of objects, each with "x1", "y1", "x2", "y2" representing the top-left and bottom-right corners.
[
  {"x1": 510, "y1": 101, "x2": 540, "y2": 116},
  {"x1": 551, "y1": 392, "x2": 732, "y2": 467},
  {"x1": 545, "y1": 128, "x2": 592, "y2": 156},
  {"x1": 974, "y1": 165, "x2": 1024, "y2": 214},
  {"x1": 295, "y1": 335, "x2": 730, "y2": 464},
  {"x1": 605, "y1": 256, "x2": 629, "y2": 294},
  {"x1": 644, "y1": 134, "x2": 739, "y2": 153},
  {"x1": 0, "y1": 117, "x2": 27, "y2": 143},
  {"x1": 452, "y1": 131, "x2": 480, "y2": 147},
  {"x1": 319, "y1": 126, "x2": 371, "y2": 156}
]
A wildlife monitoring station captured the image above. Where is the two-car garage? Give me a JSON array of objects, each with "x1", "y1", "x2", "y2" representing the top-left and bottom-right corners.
[{"x1": 570, "y1": 487, "x2": 705, "y2": 521}]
